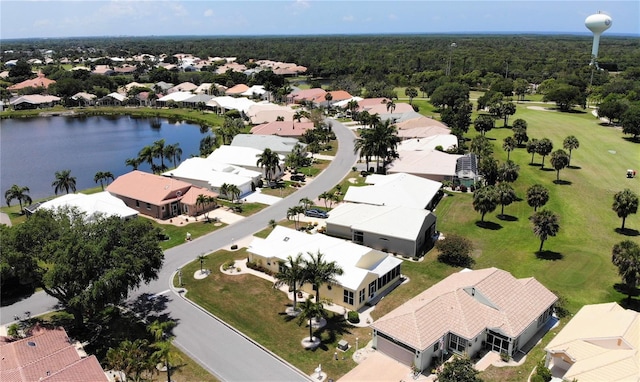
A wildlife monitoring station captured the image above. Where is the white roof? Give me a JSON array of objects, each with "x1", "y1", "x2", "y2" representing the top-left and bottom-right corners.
[
  {"x1": 39, "y1": 192, "x2": 138, "y2": 220},
  {"x1": 206, "y1": 96, "x2": 258, "y2": 114},
  {"x1": 388, "y1": 150, "x2": 462, "y2": 177},
  {"x1": 241, "y1": 85, "x2": 266, "y2": 96},
  {"x1": 106, "y1": 92, "x2": 127, "y2": 102},
  {"x1": 343, "y1": 173, "x2": 441, "y2": 209},
  {"x1": 327, "y1": 203, "x2": 435, "y2": 241},
  {"x1": 194, "y1": 83, "x2": 214, "y2": 94},
  {"x1": 333, "y1": 97, "x2": 364, "y2": 108},
  {"x1": 10, "y1": 94, "x2": 61, "y2": 105},
  {"x1": 207, "y1": 145, "x2": 283, "y2": 169},
  {"x1": 158, "y1": 91, "x2": 196, "y2": 102},
  {"x1": 230, "y1": 134, "x2": 304, "y2": 154},
  {"x1": 248, "y1": 226, "x2": 402, "y2": 291},
  {"x1": 163, "y1": 157, "x2": 259, "y2": 188},
  {"x1": 398, "y1": 135, "x2": 458, "y2": 152}
]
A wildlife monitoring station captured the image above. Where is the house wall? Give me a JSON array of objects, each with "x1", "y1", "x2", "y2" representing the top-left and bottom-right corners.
[
  {"x1": 325, "y1": 222, "x2": 352, "y2": 240},
  {"x1": 516, "y1": 303, "x2": 555, "y2": 354},
  {"x1": 114, "y1": 194, "x2": 166, "y2": 219}
]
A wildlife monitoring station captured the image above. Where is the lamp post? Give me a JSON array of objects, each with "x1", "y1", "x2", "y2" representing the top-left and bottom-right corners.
[
  {"x1": 446, "y1": 42, "x2": 457, "y2": 76},
  {"x1": 177, "y1": 268, "x2": 183, "y2": 287}
]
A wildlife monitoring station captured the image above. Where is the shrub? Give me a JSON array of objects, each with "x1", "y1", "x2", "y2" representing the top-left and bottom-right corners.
[
  {"x1": 500, "y1": 351, "x2": 509, "y2": 362},
  {"x1": 7, "y1": 323, "x2": 20, "y2": 337},
  {"x1": 531, "y1": 375, "x2": 546, "y2": 382},
  {"x1": 222, "y1": 260, "x2": 235, "y2": 271},
  {"x1": 460, "y1": 185, "x2": 468, "y2": 193},
  {"x1": 436, "y1": 234, "x2": 475, "y2": 267},
  {"x1": 536, "y1": 360, "x2": 552, "y2": 382},
  {"x1": 245, "y1": 261, "x2": 274, "y2": 276},
  {"x1": 347, "y1": 311, "x2": 360, "y2": 323}
]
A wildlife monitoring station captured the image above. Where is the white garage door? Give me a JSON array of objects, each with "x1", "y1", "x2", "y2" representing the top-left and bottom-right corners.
[{"x1": 376, "y1": 335, "x2": 415, "y2": 366}]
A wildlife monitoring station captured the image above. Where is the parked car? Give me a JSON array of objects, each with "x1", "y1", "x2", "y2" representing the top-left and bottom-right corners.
[
  {"x1": 290, "y1": 174, "x2": 306, "y2": 182},
  {"x1": 304, "y1": 209, "x2": 328, "y2": 218}
]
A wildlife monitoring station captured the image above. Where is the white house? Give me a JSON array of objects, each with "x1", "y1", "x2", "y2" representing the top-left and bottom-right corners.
[
  {"x1": 343, "y1": 173, "x2": 442, "y2": 210},
  {"x1": 230, "y1": 134, "x2": 306, "y2": 156},
  {"x1": 247, "y1": 226, "x2": 403, "y2": 311},
  {"x1": 387, "y1": 150, "x2": 462, "y2": 183},
  {"x1": 207, "y1": 145, "x2": 284, "y2": 181},
  {"x1": 372, "y1": 268, "x2": 557, "y2": 372},
  {"x1": 325, "y1": 203, "x2": 437, "y2": 258}
]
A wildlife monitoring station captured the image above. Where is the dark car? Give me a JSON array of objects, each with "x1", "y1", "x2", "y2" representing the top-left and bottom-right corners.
[
  {"x1": 290, "y1": 174, "x2": 306, "y2": 182},
  {"x1": 304, "y1": 209, "x2": 328, "y2": 218}
]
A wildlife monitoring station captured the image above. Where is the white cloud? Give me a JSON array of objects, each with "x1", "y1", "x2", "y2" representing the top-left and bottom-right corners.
[
  {"x1": 388, "y1": 13, "x2": 397, "y2": 20},
  {"x1": 293, "y1": 0, "x2": 311, "y2": 10},
  {"x1": 204, "y1": 9, "x2": 214, "y2": 17},
  {"x1": 342, "y1": 15, "x2": 354, "y2": 22}
]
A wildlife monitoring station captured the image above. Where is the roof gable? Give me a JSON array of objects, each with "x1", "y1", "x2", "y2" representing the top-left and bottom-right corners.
[{"x1": 107, "y1": 170, "x2": 192, "y2": 205}]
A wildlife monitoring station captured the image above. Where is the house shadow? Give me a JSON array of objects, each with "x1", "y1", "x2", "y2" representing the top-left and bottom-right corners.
[
  {"x1": 535, "y1": 250, "x2": 563, "y2": 260},
  {"x1": 614, "y1": 228, "x2": 640, "y2": 237},
  {"x1": 552, "y1": 179, "x2": 572, "y2": 185},
  {"x1": 497, "y1": 214, "x2": 518, "y2": 222},
  {"x1": 475, "y1": 221, "x2": 503, "y2": 230}
]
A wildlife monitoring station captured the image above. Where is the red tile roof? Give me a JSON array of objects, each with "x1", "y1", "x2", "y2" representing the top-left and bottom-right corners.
[
  {"x1": 107, "y1": 170, "x2": 192, "y2": 206},
  {"x1": 0, "y1": 327, "x2": 107, "y2": 382},
  {"x1": 250, "y1": 121, "x2": 315, "y2": 137},
  {"x1": 7, "y1": 73, "x2": 56, "y2": 90}
]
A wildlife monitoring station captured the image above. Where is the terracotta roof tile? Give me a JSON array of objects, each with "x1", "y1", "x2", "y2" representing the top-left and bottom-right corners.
[{"x1": 107, "y1": 170, "x2": 192, "y2": 206}]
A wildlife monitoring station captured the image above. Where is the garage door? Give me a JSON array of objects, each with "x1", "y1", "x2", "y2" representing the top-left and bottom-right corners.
[{"x1": 376, "y1": 334, "x2": 415, "y2": 366}]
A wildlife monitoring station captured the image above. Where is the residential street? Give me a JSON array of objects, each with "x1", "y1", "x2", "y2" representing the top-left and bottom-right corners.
[{"x1": 0, "y1": 119, "x2": 359, "y2": 381}]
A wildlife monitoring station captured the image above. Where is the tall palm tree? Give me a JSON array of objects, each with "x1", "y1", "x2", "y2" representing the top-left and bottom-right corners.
[
  {"x1": 4, "y1": 184, "x2": 32, "y2": 211},
  {"x1": 138, "y1": 145, "x2": 155, "y2": 167},
  {"x1": 287, "y1": 205, "x2": 305, "y2": 230},
  {"x1": 526, "y1": 139, "x2": 539, "y2": 164},
  {"x1": 299, "y1": 197, "x2": 313, "y2": 211},
  {"x1": 52, "y1": 169, "x2": 77, "y2": 195},
  {"x1": 220, "y1": 183, "x2": 231, "y2": 200},
  {"x1": 297, "y1": 297, "x2": 326, "y2": 343},
  {"x1": 385, "y1": 99, "x2": 396, "y2": 113},
  {"x1": 273, "y1": 253, "x2": 306, "y2": 312},
  {"x1": 536, "y1": 138, "x2": 553, "y2": 169},
  {"x1": 226, "y1": 184, "x2": 241, "y2": 204},
  {"x1": 529, "y1": 209, "x2": 560, "y2": 252},
  {"x1": 153, "y1": 139, "x2": 167, "y2": 170},
  {"x1": 319, "y1": 191, "x2": 332, "y2": 210},
  {"x1": 612, "y1": 189, "x2": 639, "y2": 230},
  {"x1": 611, "y1": 240, "x2": 640, "y2": 303},
  {"x1": 346, "y1": 99, "x2": 359, "y2": 120},
  {"x1": 256, "y1": 148, "x2": 282, "y2": 185},
  {"x1": 526, "y1": 184, "x2": 549, "y2": 212},
  {"x1": 495, "y1": 182, "x2": 516, "y2": 216},
  {"x1": 472, "y1": 186, "x2": 498, "y2": 222},
  {"x1": 195, "y1": 194, "x2": 208, "y2": 216},
  {"x1": 405, "y1": 87, "x2": 418, "y2": 105},
  {"x1": 151, "y1": 339, "x2": 181, "y2": 382},
  {"x1": 197, "y1": 254, "x2": 206, "y2": 273},
  {"x1": 303, "y1": 250, "x2": 344, "y2": 303},
  {"x1": 164, "y1": 143, "x2": 182, "y2": 168},
  {"x1": 94, "y1": 171, "x2": 114, "y2": 190},
  {"x1": 498, "y1": 160, "x2": 520, "y2": 183},
  {"x1": 562, "y1": 135, "x2": 580, "y2": 167},
  {"x1": 550, "y1": 149, "x2": 570, "y2": 181},
  {"x1": 125, "y1": 157, "x2": 141, "y2": 170},
  {"x1": 324, "y1": 92, "x2": 333, "y2": 110},
  {"x1": 502, "y1": 136, "x2": 517, "y2": 161},
  {"x1": 105, "y1": 339, "x2": 155, "y2": 382}
]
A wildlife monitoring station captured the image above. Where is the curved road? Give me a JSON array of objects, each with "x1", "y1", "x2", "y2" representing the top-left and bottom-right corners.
[{"x1": 1, "y1": 120, "x2": 358, "y2": 382}]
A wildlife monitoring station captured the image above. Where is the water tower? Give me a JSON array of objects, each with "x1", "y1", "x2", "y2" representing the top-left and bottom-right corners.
[{"x1": 585, "y1": 12, "x2": 612, "y2": 68}]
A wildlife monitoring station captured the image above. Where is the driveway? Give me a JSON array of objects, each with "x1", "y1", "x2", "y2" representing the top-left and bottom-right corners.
[{"x1": 338, "y1": 351, "x2": 433, "y2": 382}]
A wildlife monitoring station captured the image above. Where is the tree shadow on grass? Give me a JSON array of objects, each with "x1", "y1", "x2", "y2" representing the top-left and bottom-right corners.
[
  {"x1": 539, "y1": 167, "x2": 555, "y2": 172},
  {"x1": 614, "y1": 283, "x2": 640, "y2": 299},
  {"x1": 535, "y1": 250, "x2": 563, "y2": 260},
  {"x1": 475, "y1": 221, "x2": 503, "y2": 230},
  {"x1": 528, "y1": 163, "x2": 542, "y2": 167},
  {"x1": 568, "y1": 165, "x2": 581, "y2": 170},
  {"x1": 622, "y1": 136, "x2": 640, "y2": 144},
  {"x1": 615, "y1": 228, "x2": 640, "y2": 237},
  {"x1": 552, "y1": 179, "x2": 573, "y2": 185},
  {"x1": 497, "y1": 214, "x2": 518, "y2": 222}
]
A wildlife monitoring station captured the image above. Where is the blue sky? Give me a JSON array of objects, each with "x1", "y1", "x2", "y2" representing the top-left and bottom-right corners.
[{"x1": 1, "y1": 1, "x2": 638, "y2": 40}]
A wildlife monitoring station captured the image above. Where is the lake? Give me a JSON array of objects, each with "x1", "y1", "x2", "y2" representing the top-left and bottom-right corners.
[{"x1": 1, "y1": 115, "x2": 207, "y2": 201}]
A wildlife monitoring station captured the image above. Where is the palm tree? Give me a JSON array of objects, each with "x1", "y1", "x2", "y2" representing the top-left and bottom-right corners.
[
  {"x1": 611, "y1": 240, "x2": 640, "y2": 302},
  {"x1": 226, "y1": 184, "x2": 241, "y2": 204},
  {"x1": 297, "y1": 297, "x2": 326, "y2": 343},
  {"x1": 562, "y1": 135, "x2": 580, "y2": 167},
  {"x1": 550, "y1": 149, "x2": 570, "y2": 181},
  {"x1": 199, "y1": 134, "x2": 217, "y2": 156},
  {"x1": 526, "y1": 184, "x2": 550, "y2": 212},
  {"x1": 473, "y1": 114, "x2": 494, "y2": 136},
  {"x1": 612, "y1": 189, "x2": 639, "y2": 230},
  {"x1": 530, "y1": 209, "x2": 560, "y2": 252},
  {"x1": 303, "y1": 250, "x2": 344, "y2": 303},
  {"x1": 526, "y1": 139, "x2": 539, "y2": 164},
  {"x1": 346, "y1": 99, "x2": 359, "y2": 120},
  {"x1": 273, "y1": 253, "x2": 306, "y2": 312},
  {"x1": 472, "y1": 186, "x2": 498, "y2": 222},
  {"x1": 106, "y1": 339, "x2": 155, "y2": 382},
  {"x1": 536, "y1": 138, "x2": 553, "y2": 168},
  {"x1": 385, "y1": 99, "x2": 396, "y2": 113},
  {"x1": 151, "y1": 339, "x2": 181, "y2": 382},
  {"x1": 299, "y1": 197, "x2": 313, "y2": 211},
  {"x1": 405, "y1": 87, "x2": 418, "y2": 105},
  {"x1": 147, "y1": 319, "x2": 176, "y2": 342},
  {"x1": 52, "y1": 169, "x2": 77, "y2": 195},
  {"x1": 324, "y1": 92, "x2": 333, "y2": 110},
  {"x1": 469, "y1": 135, "x2": 493, "y2": 159},
  {"x1": 495, "y1": 182, "x2": 516, "y2": 216},
  {"x1": 138, "y1": 145, "x2": 155, "y2": 167},
  {"x1": 256, "y1": 148, "x2": 282, "y2": 185},
  {"x1": 287, "y1": 205, "x2": 305, "y2": 230},
  {"x1": 4, "y1": 184, "x2": 32, "y2": 211},
  {"x1": 197, "y1": 254, "x2": 206, "y2": 273},
  {"x1": 195, "y1": 194, "x2": 208, "y2": 216},
  {"x1": 502, "y1": 136, "x2": 517, "y2": 161},
  {"x1": 498, "y1": 160, "x2": 519, "y2": 183},
  {"x1": 165, "y1": 143, "x2": 182, "y2": 168},
  {"x1": 125, "y1": 157, "x2": 141, "y2": 170},
  {"x1": 94, "y1": 171, "x2": 114, "y2": 190},
  {"x1": 153, "y1": 139, "x2": 167, "y2": 170},
  {"x1": 319, "y1": 191, "x2": 332, "y2": 210}
]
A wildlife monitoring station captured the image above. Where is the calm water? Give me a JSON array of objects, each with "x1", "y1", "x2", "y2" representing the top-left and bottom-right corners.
[{"x1": 1, "y1": 116, "x2": 207, "y2": 200}]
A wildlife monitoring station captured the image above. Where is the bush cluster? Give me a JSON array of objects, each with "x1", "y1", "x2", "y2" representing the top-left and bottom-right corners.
[
  {"x1": 245, "y1": 261, "x2": 274, "y2": 276},
  {"x1": 436, "y1": 234, "x2": 475, "y2": 268},
  {"x1": 347, "y1": 311, "x2": 360, "y2": 324}
]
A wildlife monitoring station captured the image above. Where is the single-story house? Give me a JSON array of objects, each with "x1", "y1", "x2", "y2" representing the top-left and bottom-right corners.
[
  {"x1": 70, "y1": 92, "x2": 97, "y2": 107},
  {"x1": 163, "y1": 158, "x2": 260, "y2": 199},
  {"x1": 231, "y1": 134, "x2": 306, "y2": 156},
  {"x1": 107, "y1": 170, "x2": 193, "y2": 219},
  {"x1": 0, "y1": 326, "x2": 108, "y2": 382},
  {"x1": 362, "y1": 102, "x2": 414, "y2": 116},
  {"x1": 455, "y1": 153, "x2": 480, "y2": 187},
  {"x1": 178, "y1": 186, "x2": 220, "y2": 216},
  {"x1": 397, "y1": 135, "x2": 458, "y2": 152},
  {"x1": 544, "y1": 302, "x2": 640, "y2": 382},
  {"x1": 372, "y1": 268, "x2": 557, "y2": 372},
  {"x1": 7, "y1": 73, "x2": 56, "y2": 91},
  {"x1": 206, "y1": 96, "x2": 257, "y2": 115},
  {"x1": 387, "y1": 150, "x2": 462, "y2": 183},
  {"x1": 288, "y1": 88, "x2": 326, "y2": 105},
  {"x1": 37, "y1": 191, "x2": 138, "y2": 221},
  {"x1": 167, "y1": 82, "x2": 197, "y2": 94},
  {"x1": 96, "y1": 92, "x2": 127, "y2": 106},
  {"x1": 343, "y1": 173, "x2": 442, "y2": 211},
  {"x1": 207, "y1": 145, "x2": 284, "y2": 180},
  {"x1": 226, "y1": 84, "x2": 250, "y2": 96},
  {"x1": 9, "y1": 95, "x2": 61, "y2": 110},
  {"x1": 157, "y1": 91, "x2": 196, "y2": 106},
  {"x1": 241, "y1": 85, "x2": 267, "y2": 99},
  {"x1": 247, "y1": 103, "x2": 298, "y2": 124},
  {"x1": 247, "y1": 226, "x2": 403, "y2": 311},
  {"x1": 325, "y1": 203, "x2": 437, "y2": 258}
]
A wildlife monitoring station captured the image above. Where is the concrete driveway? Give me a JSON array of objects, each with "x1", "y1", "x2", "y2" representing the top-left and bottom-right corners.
[{"x1": 338, "y1": 351, "x2": 429, "y2": 382}]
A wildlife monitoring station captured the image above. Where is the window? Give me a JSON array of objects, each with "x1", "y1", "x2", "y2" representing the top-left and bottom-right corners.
[
  {"x1": 135, "y1": 200, "x2": 140, "y2": 208},
  {"x1": 353, "y1": 231, "x2": 364, "y2": 244},
  {"x1": 433, "y1": 342, "x2": 440, "y2": 352},
  {"x1": 343, "y1": 290, "x2": 354, "y2": 305},
  {"x1": 368, "y1": 281, "x2": 377, "y2": 297},
  {"x1": 146, "y1": 203, "x2": 151, "y2": 210},
  {"x1": 449, "y1": 333, "x2": 468, "y2": 354},
  {"x1": 359, "y1": 289, "x2": 365, "y2": 304}
]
